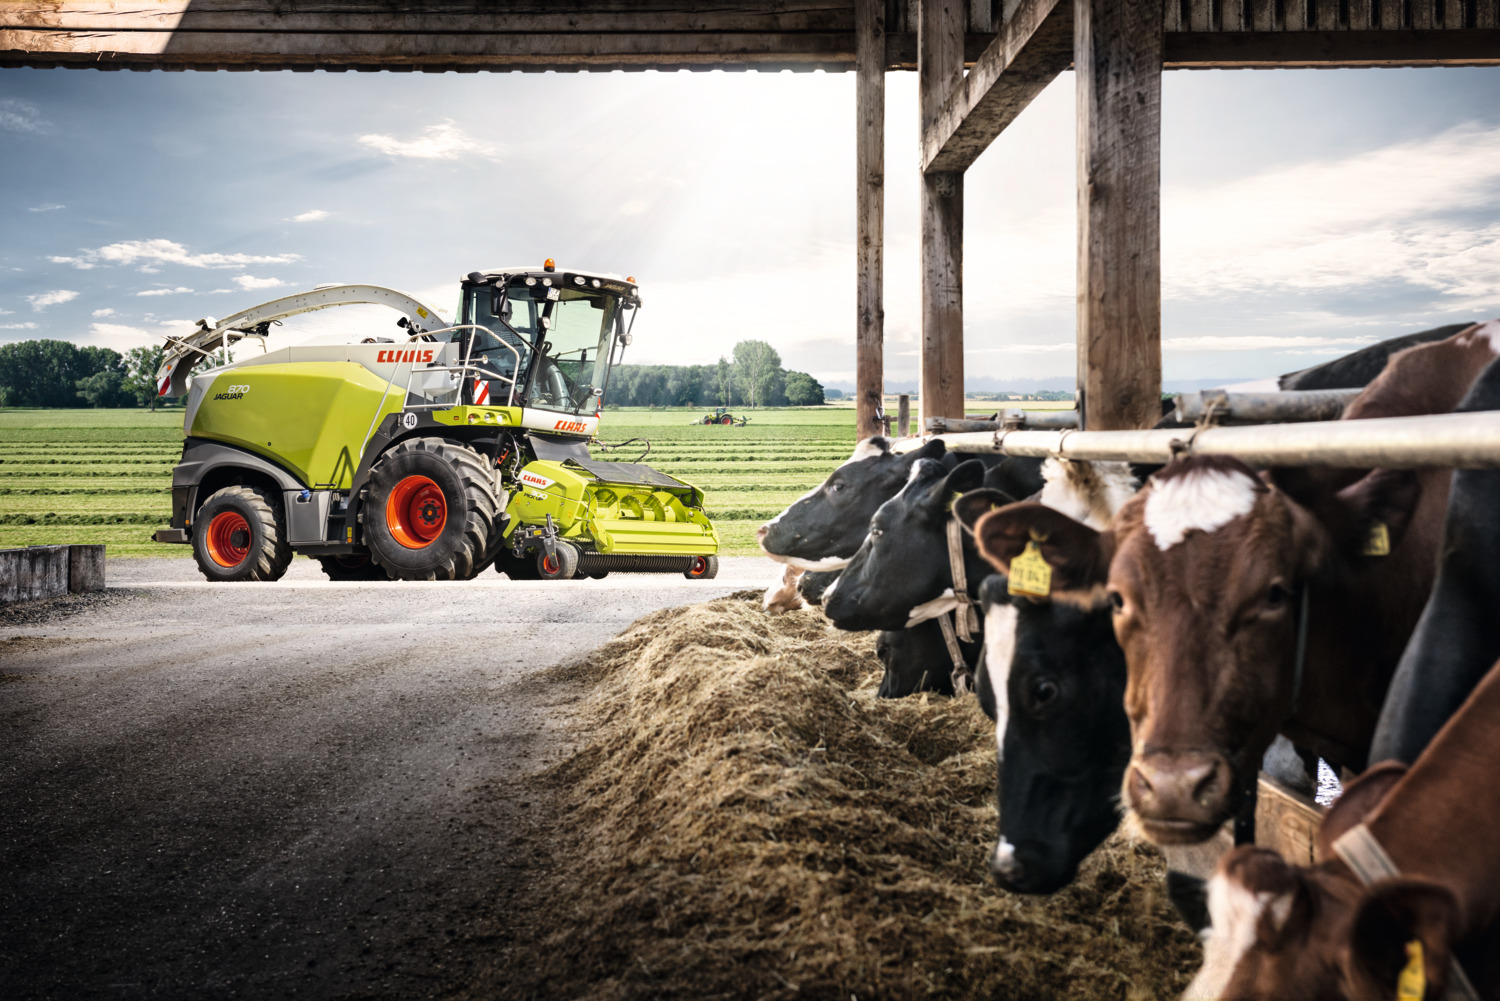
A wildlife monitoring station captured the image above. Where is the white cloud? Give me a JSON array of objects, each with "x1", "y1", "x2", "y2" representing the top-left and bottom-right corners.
[
  {"x1": 358, "y1": 120, "x2": 496, "y2": 161},
  {"x1": 234, "y1": 275, "x2": 284, "y2": 291},
  {"x1": 85, "y1": 322, "x2": 159, "y2": 352},
  {"x1": 292, "y1": 209, "x2": 329, "y2": 223},
  {"x1": 1165, "y1": 123, "x2": 1500, "y2": 307},
  {"x1": 135, "y1": 287, "x2": 194, "y2": 297},
  {"x1": 0, "y1": 322, "x2": 40, "y2": 330},
  {"x1": 967, "y1": 342, "x2": 1076, "y2": 354},
  {"x1": 0, "y1": 99, "x2": 51, "y2": 134},
  {"x1": 50, "y1": 238, "x2": 300, "y2": 270},
  {"x1": 26, "y1": 289, "x2": 78, "y2": 310},
  {"x1": 28, "y1": 203, "x2": 64, "y2": 213},
  {"x1": 92, "y1": 308, "x2": 117, "y2": 317}
]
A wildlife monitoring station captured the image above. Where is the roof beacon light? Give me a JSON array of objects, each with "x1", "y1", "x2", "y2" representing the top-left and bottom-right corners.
[
  {"x1": 543, "y1": 258, "x2": 556, "y2": 272},
  {"x1": 627, "y1": 276, "x2": 636, "y2": 284}
]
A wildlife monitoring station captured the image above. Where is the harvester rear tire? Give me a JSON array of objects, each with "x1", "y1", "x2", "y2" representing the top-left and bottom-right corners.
[
  {"x1": 192, "y1": 485, "x2": 293, "y2": 583},
  {"x1": 364, "y1": 438, "x2": 499, "y2": 581},
  {"x1": 684, "y1": 555, "x2": 719, "y2": 580},
  {"x1": 536, "y1": 541, "x2": 579, "y2": 581},
  {"x1": 316, "y1": 553, "x2": 386, "y2": 581}
]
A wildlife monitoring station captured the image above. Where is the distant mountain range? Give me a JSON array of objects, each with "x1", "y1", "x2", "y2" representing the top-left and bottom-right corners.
[{"x1": 822, "y1": 376, "x2": 1249, "y2": 396}]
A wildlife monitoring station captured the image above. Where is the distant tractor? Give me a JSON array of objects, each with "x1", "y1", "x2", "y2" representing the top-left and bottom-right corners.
[
  {"x1": 151, "y1": 264, "x2": 720, "y2": 583},
  {"x1": 695, "y1": 408, "x2": 748, "y2": 426}
]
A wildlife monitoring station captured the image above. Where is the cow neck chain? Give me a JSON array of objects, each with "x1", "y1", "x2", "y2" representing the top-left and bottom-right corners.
[
  {"x1": 945, "y1": 516, "x2": 979, "y2": 642},
  {"x1": 1332, "y1": 823, "x2": 1482, "y2": 1001},
  {"x1": 937, "y1": 515, "x2": 980, "y2": 695}
]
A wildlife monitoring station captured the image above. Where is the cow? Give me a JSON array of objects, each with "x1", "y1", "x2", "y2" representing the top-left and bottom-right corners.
[
  {"x1": 1185, "y1": 655, "x2": 1500, "y2": 1001},
  {"x1": 975, "y1": 322, "x2": 1500, "y2": 847},
  {"x1": 824, "y1": 456, "x2": 1133, "y2": 633},
  {"x1": 873, "y1": 622, "x2": 979, "y2": 699},
  {"x1": 757, "y1": 436, "x2": 950, "y2": 573},
  {"x1": 1278, "y1": 321, "x2": 1477, "y2": 391},
  {"x1": 1371, "y1": 352, "x2": 1500, "y2": 766}
]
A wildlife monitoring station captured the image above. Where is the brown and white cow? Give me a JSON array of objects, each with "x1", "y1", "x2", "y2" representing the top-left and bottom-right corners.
[
  {"x1": 1185, "y1": 655, "x2": 1500, "y2": 1000},
  {"x1": 980, "y1": 322, "x2": 1500, "y2": 845}
]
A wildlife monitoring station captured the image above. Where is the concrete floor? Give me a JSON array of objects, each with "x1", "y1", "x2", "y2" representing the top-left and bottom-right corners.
[{"x1": 0, "y1": 556, "x2": 776, "y2": 1001}]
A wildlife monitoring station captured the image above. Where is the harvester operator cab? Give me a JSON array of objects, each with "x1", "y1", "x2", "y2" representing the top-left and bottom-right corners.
[{"x1": 453, "y1": 267, "x2": 638, "y2": 417}]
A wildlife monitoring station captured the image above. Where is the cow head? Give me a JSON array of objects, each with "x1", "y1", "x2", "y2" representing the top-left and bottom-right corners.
[
  {"x1": 1185, "y1": 848, "x2": 1460, "y2": 1001},
  {"x1": 757, "y1": 436, "x2": 947, "y2": 570},
  {"x1": 820, "y1": 458, "x2": 994, "y2": 632},
  {"x1": 969, "y1": 503, "x2": 1129, "y2": 894},
  {"x1": 1104, "y1": 455, "x2": 1421, "y2": 843},
  {"x1": 874, "y1": 621, "x2": 968, "y2": 698}
]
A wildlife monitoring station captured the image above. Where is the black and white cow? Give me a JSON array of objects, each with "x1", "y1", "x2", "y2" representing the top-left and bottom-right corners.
[
  {"x1": 1371, "y1": 337, "x2": 1500, "y2": 765},
  {"x1": 757, "y1": 437, "x2": 950, "y2": 574},
  {"x1": 1278, "y1": 322, "x2": 1476, "y2": 391}
]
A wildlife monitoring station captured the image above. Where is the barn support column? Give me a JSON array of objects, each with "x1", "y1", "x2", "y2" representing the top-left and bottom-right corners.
[
  {"x1": 855, "y1": 0, "x2": 886, "y2": 440},
  {"x1": 919, "y1": 0, "x2": 967, "y2": 422},
  {"x1": 1075, "y1": 0, "x2": 1163, "y2": 431}
]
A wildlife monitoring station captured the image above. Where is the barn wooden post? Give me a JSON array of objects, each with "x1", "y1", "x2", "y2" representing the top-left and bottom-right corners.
[
  {"x1": 855, "y1": 0, "x2": 886, "y2": 440},
  {"x1": 1075, "y1": 0, "x2": 1163, "y2": 431},
  {"x1": 920, "y1": 0, "x2": 967, "y2": 422}
]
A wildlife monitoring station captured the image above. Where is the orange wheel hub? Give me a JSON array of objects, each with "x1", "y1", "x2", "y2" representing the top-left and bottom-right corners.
[
  {"x1": 206, "y1": 511, "x2": 252, "y2": 568},
  {"x1": 386, "y1": 475, "x2": 447, "y2": 549},
  {"x1": 689, "y1": 556, "x2": 708, "y2": 576},
  {"x1": 541, "y1": 553, "x2": 560, "y2": 575}
]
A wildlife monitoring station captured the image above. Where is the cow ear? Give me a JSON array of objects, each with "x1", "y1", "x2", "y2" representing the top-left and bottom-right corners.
[
  {"x1": 1314, "y1": 761, "x2": 1407, "y2": 863},
  {"x1": 954, "y1": 488, "x2": 1017, "y2": 534},
  {"x1": 925, "y1": 459, "x2": 986, "y2": 510},
  {"x1": 972, "y1": 502, "x2": 1111, "y2": 591},
  {"x1": 1333, "y1": 468, "x2": 1422, "y2": 559},
  {"x1": 1343, "y1": 880, "x2": 1458, "y2": 1001},
  {"x1": 909, "y1": 437, "x2": 947, "y2": 463}
]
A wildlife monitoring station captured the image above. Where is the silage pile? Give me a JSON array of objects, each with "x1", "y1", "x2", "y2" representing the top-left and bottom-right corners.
[{"x1": 511, "y1": 593, "x2": 1200, "y2": 1000}]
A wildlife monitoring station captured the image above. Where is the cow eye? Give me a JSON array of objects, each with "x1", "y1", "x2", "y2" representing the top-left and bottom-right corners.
[
  {"x1": 1108, "y1": 590, "x2": 1125, "y2": 612},
  {"x1": 1267, "y1": 583, "x2": 1289, "y2": 607},
  {"x1": 869, "y1": 527, "x2": 883, "y2": 539},
  {"x1": 1032, "y1": 679, "x2": 1059, "y2": 707}
]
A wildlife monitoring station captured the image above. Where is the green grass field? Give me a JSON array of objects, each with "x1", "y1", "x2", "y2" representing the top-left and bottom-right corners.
[{"x1": 0, "y1": 406, "x2": 867, "y2": 557}]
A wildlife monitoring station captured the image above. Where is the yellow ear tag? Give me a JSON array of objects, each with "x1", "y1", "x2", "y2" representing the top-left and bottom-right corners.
[
  {"x1": 1396, "y1": 939, "x2": 1425, "y2": 1001},
  {"x1": 1363, "y1": 521, "x2": 1392, "y2": 557},
  {"x1": 1008, "y1": 540, "x2": 1053, "y2": 598}
]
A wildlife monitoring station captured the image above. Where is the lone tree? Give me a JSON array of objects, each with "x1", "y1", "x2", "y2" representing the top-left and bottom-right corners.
[
  {"x1": 733, "y1": 339, "x2": 781, "y2": 408},
  {"x1": 716, "y1": 356, "x2": 733, "y2": 407}
]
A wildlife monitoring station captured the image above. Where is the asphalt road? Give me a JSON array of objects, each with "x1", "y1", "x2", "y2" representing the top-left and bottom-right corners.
[{"x1": 0, "y1": 556, "x2": 775, "y2": 1001}]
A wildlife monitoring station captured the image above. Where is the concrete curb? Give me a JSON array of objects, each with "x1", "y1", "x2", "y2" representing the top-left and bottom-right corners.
[{"x1": 0, "y1": 544, "x2": 106, "y2": 604}]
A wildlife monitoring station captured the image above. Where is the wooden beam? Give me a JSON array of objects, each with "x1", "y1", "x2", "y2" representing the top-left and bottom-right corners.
[
  {"x1": 922, "y1": 0, "x2": 1073, "y2": 174},
  {"x1": 1075, "y1": 0, "x2": 1163, "y2": 432},
  {"x1": 920, "y1": 0, "x2": 967, "y2": 422},
  {"x1": 1164, "y1": 29, "x2": 1500, "y2": 66},
  {"x1": 856, "y1": 0, "x2": 886, "y2": 441}
]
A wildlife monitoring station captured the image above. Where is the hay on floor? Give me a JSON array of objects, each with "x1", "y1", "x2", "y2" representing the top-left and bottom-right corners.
[{"x1": 515, "y1": 593, "x2": 1200, "y2": 1000}]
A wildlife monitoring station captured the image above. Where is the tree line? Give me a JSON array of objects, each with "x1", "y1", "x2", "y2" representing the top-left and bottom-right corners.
[
  {"x1": 607, "y1": 339, "x2": 825, "y2": 408},
  {"x1": 0, "y1": 336, "x2": 826, "y2": 411},
  {"x1": 0, "y1": 340, "x2": 168, "y2": 409}
]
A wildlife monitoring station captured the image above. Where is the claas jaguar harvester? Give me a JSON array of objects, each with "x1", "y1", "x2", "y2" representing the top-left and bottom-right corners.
[{"x1": 151, "y1": 264, "x2": 719, "y2": 583}]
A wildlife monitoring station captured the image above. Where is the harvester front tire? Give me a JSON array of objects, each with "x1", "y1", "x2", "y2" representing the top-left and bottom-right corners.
[
  {"x1": 684, "y1": 555, "x2": 719, "y2": 580},
  {"x1": 192, "y1": 485, "x2": 293, "y2": 583},
  {"x1": 364, "y1": 439, "x2": 499, "y2": 581},
  {"x1": 316, "y1": 553, "x2": 386, "y2": 582},
  {"x1": 536, "y1": 541, "x2": 579, "y2": 581}
]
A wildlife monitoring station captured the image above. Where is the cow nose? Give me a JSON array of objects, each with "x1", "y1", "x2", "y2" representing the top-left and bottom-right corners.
[
  {"x1": 989, "y1": 838, "x2": 1023, "y2": 884},
  {"x1": 1126, "y1": 752, "x2": 1232, "y2": 835},
  {"x1": 756, "y1": 524, "x2": 769, "y2": 543}
]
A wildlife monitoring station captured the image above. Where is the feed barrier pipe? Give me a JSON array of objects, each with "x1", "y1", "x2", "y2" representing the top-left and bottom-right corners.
[
  {"x1": 1172, "y1": 388, "x2": 1363, "y2": 424},
  {"x1": 932, "y1": 410, "x2": 1500, "y2": 469}
]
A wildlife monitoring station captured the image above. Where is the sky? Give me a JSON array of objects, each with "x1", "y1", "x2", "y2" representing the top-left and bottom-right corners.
[{"x1": 2, "y1": 63, "x2": 1499, "y2": 392}]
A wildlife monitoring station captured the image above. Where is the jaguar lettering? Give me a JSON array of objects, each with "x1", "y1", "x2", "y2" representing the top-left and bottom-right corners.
[{"x1": 213, "y1": 383, "x2": 250, "y2": 401}]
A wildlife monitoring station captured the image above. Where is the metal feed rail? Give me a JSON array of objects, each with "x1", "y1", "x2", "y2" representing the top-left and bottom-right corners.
[{"x1": 930, "y1": 410, "x2": 1500, "y2": 470}]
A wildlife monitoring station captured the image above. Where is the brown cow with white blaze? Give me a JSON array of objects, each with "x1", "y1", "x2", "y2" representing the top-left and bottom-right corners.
[
  {"x1": 983, "y1": 322, "x2": 1500, "y2": 845},
  {"x1": 1185, "y1": 655, "x2": 1500, "y2": 1000}
]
